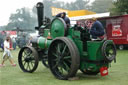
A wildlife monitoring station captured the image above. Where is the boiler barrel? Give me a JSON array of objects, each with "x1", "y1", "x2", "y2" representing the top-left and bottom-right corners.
[
  {"x1": 38, "y1": 37, "x2": 52, "y2": 49},
  {"x1": 31, "y1": 36, "x2": 52, "y2": 49}
]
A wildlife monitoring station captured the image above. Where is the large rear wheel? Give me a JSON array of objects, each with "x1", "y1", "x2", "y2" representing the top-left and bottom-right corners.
[{"x1": 48, "y1": 37, "x2": 80, "y2": 80}]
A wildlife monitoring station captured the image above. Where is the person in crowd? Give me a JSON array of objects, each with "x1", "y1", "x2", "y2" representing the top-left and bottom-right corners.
[
  {"x1": 56, "y1": 12, "x2": 70, "y2": 27},
  {"x1": 12, "y1": 37, "x2": 16, "y2": 50},
  {"x1": 0, "y1": 36, "x2": 16, "y2": 67}
]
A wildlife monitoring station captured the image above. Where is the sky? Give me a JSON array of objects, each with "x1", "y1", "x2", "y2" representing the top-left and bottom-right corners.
[{"x1": 0, "y1": 0, "x2": 94, "y2": 26}]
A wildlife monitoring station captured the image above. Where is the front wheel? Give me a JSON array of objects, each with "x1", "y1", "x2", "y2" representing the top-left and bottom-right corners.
[{"x1": 18, "y1": 46, "x2": 39, "y2": 73}]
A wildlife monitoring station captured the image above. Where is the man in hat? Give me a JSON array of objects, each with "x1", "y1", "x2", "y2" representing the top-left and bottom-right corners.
[
  {"x1": 56, "y1": 12, "x2": 70, "y2": 27},
  {"x1": 89, "y1": 17, "x2": 105, "y2": 40}
]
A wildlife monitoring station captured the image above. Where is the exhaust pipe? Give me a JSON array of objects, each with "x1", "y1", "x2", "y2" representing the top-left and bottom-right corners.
[{"x1": 36, "y1": 2, "x2": 44, "y2": 29}]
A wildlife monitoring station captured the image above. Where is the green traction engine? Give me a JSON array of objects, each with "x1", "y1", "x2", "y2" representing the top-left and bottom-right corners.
[{"x1": 18, "y1": 2, "x2": 116, "y2": 80}]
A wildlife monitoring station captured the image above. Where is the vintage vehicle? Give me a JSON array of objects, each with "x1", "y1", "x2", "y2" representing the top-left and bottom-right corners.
[{"x1": 18, "y1": 2, "x2": 116, "y2": 80}]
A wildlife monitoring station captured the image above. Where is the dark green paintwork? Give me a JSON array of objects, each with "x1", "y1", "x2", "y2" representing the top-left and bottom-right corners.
[{"x1": 67, "y1": 27, "x2": 110, "y2": 72}]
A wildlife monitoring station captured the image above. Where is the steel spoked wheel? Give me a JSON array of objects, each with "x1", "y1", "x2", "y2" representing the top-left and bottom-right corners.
[
  {"x1": 102, "y1": 40, "x2": 116, "y2": 62},
  {"x1": 48, "y1": 37, "x2": 80, "y2": 80},
  {"x1": 18, "y1": 46, "x2": 39, "y2": 73},
  {"x1": 42, "y1": 55, "x2": 49, "y2": 68}
]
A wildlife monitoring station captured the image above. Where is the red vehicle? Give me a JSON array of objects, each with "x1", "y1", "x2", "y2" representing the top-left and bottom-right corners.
[{"x1": 98, "y1": 15, "x2": 128, "y2": 50}]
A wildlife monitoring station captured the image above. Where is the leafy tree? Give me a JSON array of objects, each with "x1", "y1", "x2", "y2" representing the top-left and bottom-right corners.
[
  {"x1": 90, "y1": 0, "x2": 114, "y2": 13},
  {"x1": 6, "y1": 7, "x2": 37, "y2": 31},
  {"x1": 110, "y1": 0, "x2": 128, "y2": 16}
]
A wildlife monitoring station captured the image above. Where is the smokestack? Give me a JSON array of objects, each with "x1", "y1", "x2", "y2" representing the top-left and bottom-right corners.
[{"x1": 36, "y1": 2, "x2": 44, "y2": 28}]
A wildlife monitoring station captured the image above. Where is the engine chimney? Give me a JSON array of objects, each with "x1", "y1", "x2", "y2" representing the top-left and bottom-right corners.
[{"x1": 36, "y1": 2, "x2": 44, "y2": 29}]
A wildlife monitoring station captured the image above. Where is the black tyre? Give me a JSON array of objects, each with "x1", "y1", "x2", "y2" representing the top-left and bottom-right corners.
[
  {"x1": 48, "y1": 37, "x2": 80, "y2": 80},
  {"x1": 102, "y1": 40, "x2": 116, "y2": 62},
  {"x1": 18, "y1": 46, "x2": 39, "y2": 73}
]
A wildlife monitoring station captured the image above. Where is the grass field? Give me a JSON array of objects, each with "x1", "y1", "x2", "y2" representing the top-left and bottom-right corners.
[{"x1": 0, "y1": 48, "x2": 128, "y2": 85}]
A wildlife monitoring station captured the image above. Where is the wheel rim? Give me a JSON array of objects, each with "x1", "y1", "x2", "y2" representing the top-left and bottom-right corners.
[
  {"x1": 48, "y1": 37, "x2": 80, "y2": 80},
  {"x1": 18, "y1": 47, "x2": 39, "y2": 73}
]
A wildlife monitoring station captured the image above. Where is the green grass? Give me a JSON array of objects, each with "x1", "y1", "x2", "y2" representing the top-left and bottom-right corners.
[{"x1": 0, "y1": 48, "x2": 128, "y2": 85}]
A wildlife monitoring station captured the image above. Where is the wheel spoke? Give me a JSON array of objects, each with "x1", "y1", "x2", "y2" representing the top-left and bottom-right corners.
[
  {"x1": 52, "y1": 52, "x2": 59, "y2": 58},
  {"x1": 58, "y1": 66, "x2": 63, "y2": 74},
  {"x1": 31, "y1": 62, "x2": 34, "y2": 67},
  {"x1": 64, "y1": 56, "x2": 71, "y2": 59},
  {"x1": 23, "y1": 61, "x2": 27, "y2": 66},
  {"x1": 53, "y1": 58, "x2": 58, "y2": 61},
  {"x1": 63, "y1": 61, "x2": 70, "y2": 72},
  {"x1": 62, "y1": 45, "x2": 67, "y2": 55},
  {"x1": 31, "y1": 60, "x2": 35, "y2": 63},
  {"x1": 26, "y1": 62, "x2": 31, "y2": 70},
  {"x1": 57, "y1": 44, "x2": 61, "y2": 54},
  {"x1": 53, "y1": 62, "x2": 59, "y2": 69}
]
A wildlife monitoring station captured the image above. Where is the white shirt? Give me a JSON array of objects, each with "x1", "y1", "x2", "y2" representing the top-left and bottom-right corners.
[
  {"x1": 3, "y1": 40, "x2": 13, "y2": 58},
  {"x1": 4, "y1": 40, "x2": 10, "y2": 52}
]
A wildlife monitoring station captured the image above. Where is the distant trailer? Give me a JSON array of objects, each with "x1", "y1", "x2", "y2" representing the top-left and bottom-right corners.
[{"x1": 98, "y1": 15, "x2": 128, "y2": 50}]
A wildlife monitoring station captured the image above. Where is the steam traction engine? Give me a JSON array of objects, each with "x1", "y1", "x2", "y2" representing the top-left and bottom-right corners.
[{"x1": 18, "y1": 2, "x2": 116, "y2": 80}]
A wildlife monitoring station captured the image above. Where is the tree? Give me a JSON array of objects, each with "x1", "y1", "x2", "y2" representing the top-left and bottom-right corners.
[
  {"x1": 110, "y1": 0, "x2": 128, "y2": 16},
  {"x1": 90, "y1": 0, "x2": 114, "y2": 13},
  {"x1": 6, "y1": 7, "x2": 37, "y2": 31}
]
